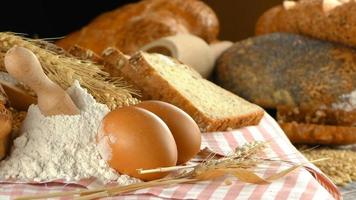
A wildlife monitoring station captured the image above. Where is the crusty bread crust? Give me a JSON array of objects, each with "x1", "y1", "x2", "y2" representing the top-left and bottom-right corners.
[
  {"x1": 57, "y1": 0, "x2": 219, "y2": 55},
  {"x1": 68, "y1": 45, "x2": 104, "y2": 65},
  {"x1": 277, "y1": 105, "x2": 356, "y2": 126},
  {"x1": 103, "y1": 48, "x2": 264, "y2": 132},
  {"x1": 256, "y1": 0, "x2": 356, "y2": 48},
  {"x1": 255, "y1": 4, "x2": 301, "y2": 36},
  {"x1": 277, "y1": 105, "x2": 356, "y2": 145},
  {"x1": 280, "y1": 122, "x2": 356, "y2": 145},
  {"x1": 0, "y1": 103, "x2": 12, "y2": 160}
]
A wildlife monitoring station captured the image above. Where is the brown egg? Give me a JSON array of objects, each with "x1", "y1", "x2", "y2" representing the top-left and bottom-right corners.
[
  {"x1": 97, "y1": 106, "x2": 178, "y2": 181},
  {"x1": 136, "y1": 100, "x2": 201, "y2": 164}
]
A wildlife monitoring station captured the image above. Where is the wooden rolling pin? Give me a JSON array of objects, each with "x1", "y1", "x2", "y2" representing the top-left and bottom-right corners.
[
  {"x1": 4, "y1": 46, "x2": 80, "y2": 116},
  {"x1": 140, "y1": 34, "x2": 233, "y2": 78}
]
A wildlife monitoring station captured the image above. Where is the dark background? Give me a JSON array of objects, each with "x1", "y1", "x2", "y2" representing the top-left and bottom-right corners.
[
  {"x1": 0, "y1": 1, "x2": 138, "y2": 38},
  {"x1": 0, "y1": 0, "x2": 282, "y2": 42}
]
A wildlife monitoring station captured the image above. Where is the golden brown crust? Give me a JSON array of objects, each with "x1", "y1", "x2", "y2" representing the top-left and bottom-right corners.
[
  {"x1": 280, "y1": 122, "x2": 356, "y2": 145},
  {"x1": 68, "y1": 45, "x2": 103, "y2": 64},
  {"x1": 255, "y1": 3, "x2": 303, "y2": 36},
  {"x1": 277, "y1": 105, "x2": 356, "y2": 126},
  {"x1": 0, "y1": 52, "x2": 5, "y2": 72},
  {"x1": 0, "y1": 72, "x2": 37, "y2": 111},
  {"x1": 102, "y1": 47, "x2": 132, "y2": 78},
  {"x1": 103, "y1": 48, "x2": 263, "y2": 132},
  {"x1": 0, "y1": 85, "x2": 7, "y2": 105},
  {"x1": 0, "y1": 103, "x2": 12, "y2": 160},
  {"x1": 256, "y1": 0, "x2": 356, "y2": 48},
  {"x1": 57, "y1": 0, "x2": 219, "y2": 55}
]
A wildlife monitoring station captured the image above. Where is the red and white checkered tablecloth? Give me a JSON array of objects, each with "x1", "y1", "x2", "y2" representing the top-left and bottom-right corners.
[{"x1": 0, "y1": 114, "x2": 341, "y2": 200}]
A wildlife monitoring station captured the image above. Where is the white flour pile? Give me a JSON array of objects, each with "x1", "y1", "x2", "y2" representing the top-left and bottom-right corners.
[{"x1": 0, "y1": 81, "x2": 138, "y2": 184}]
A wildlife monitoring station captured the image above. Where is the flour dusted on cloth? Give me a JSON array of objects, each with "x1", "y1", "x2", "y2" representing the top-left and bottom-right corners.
[{"x1": 0, "y1": 81, "x2": 137, "y2": 184}]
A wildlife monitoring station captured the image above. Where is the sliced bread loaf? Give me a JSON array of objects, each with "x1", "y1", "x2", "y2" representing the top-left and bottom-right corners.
[
  {"x1": 279, "y1": 122, "x2": 356, "y2": 145},
  {"x1": 102, "y1": 48, "x2": 264, "y2": 132},
  {"x1": 276, "y1": 105, "x2": 356, "y2": 145},
  {"x1": 277, "y1": 105, "x2": 356, "y2": 127}
]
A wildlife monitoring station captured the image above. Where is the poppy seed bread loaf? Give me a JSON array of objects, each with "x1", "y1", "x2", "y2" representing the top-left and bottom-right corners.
[
  {"x1": 214, "y1": 33, "x2": 356, "y2": 144},
  {"x1": 215, "y1": 33, "x2": 356, "y2": 109}
]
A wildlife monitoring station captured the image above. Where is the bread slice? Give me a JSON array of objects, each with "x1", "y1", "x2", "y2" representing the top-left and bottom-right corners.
[
  {"x1": 68, "y1": 45, "x2": 103, "y2": 64},
  {"x1": 280, "y1": 122, "x2": 356, "y2": 145},
  {"x1": 102, "y1": 48, "x2": 264, "y2": 132}
]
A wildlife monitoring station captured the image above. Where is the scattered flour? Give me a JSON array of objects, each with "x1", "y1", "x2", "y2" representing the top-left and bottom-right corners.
[
  {"x1": 0, "y1": 81, "x2": 138, "y2": 184},
  {"x1": 332, "y1": 90, "x2": 356, "y2": 112}
]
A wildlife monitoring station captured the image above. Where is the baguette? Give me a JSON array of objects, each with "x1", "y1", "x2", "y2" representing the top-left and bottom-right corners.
[
  {"x1": 280, "y1": 122, "x2": 356, "y2": 145},
  {"x1": 57, "y1": 0, "x2": 219, "y2": 54},
  {"x1": 256, "y1": 0, "x2": 356, "y2": 48},
  {"x1": 102, "y1": 48, "x2": 264, "y2": 132}
]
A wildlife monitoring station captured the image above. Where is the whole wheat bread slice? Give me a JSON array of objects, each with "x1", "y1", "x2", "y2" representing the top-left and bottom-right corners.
[{"x1": 102, "y1": 48, "x2": 264, "y2": 132}]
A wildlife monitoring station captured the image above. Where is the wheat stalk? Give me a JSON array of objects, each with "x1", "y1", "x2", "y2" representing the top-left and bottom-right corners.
[
  {"x1": 0, "y1": 32, "x2": 139, "y2": 109},
  {"x1": 15, "y1": 141, "x2": 306, "y2": 200}
]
